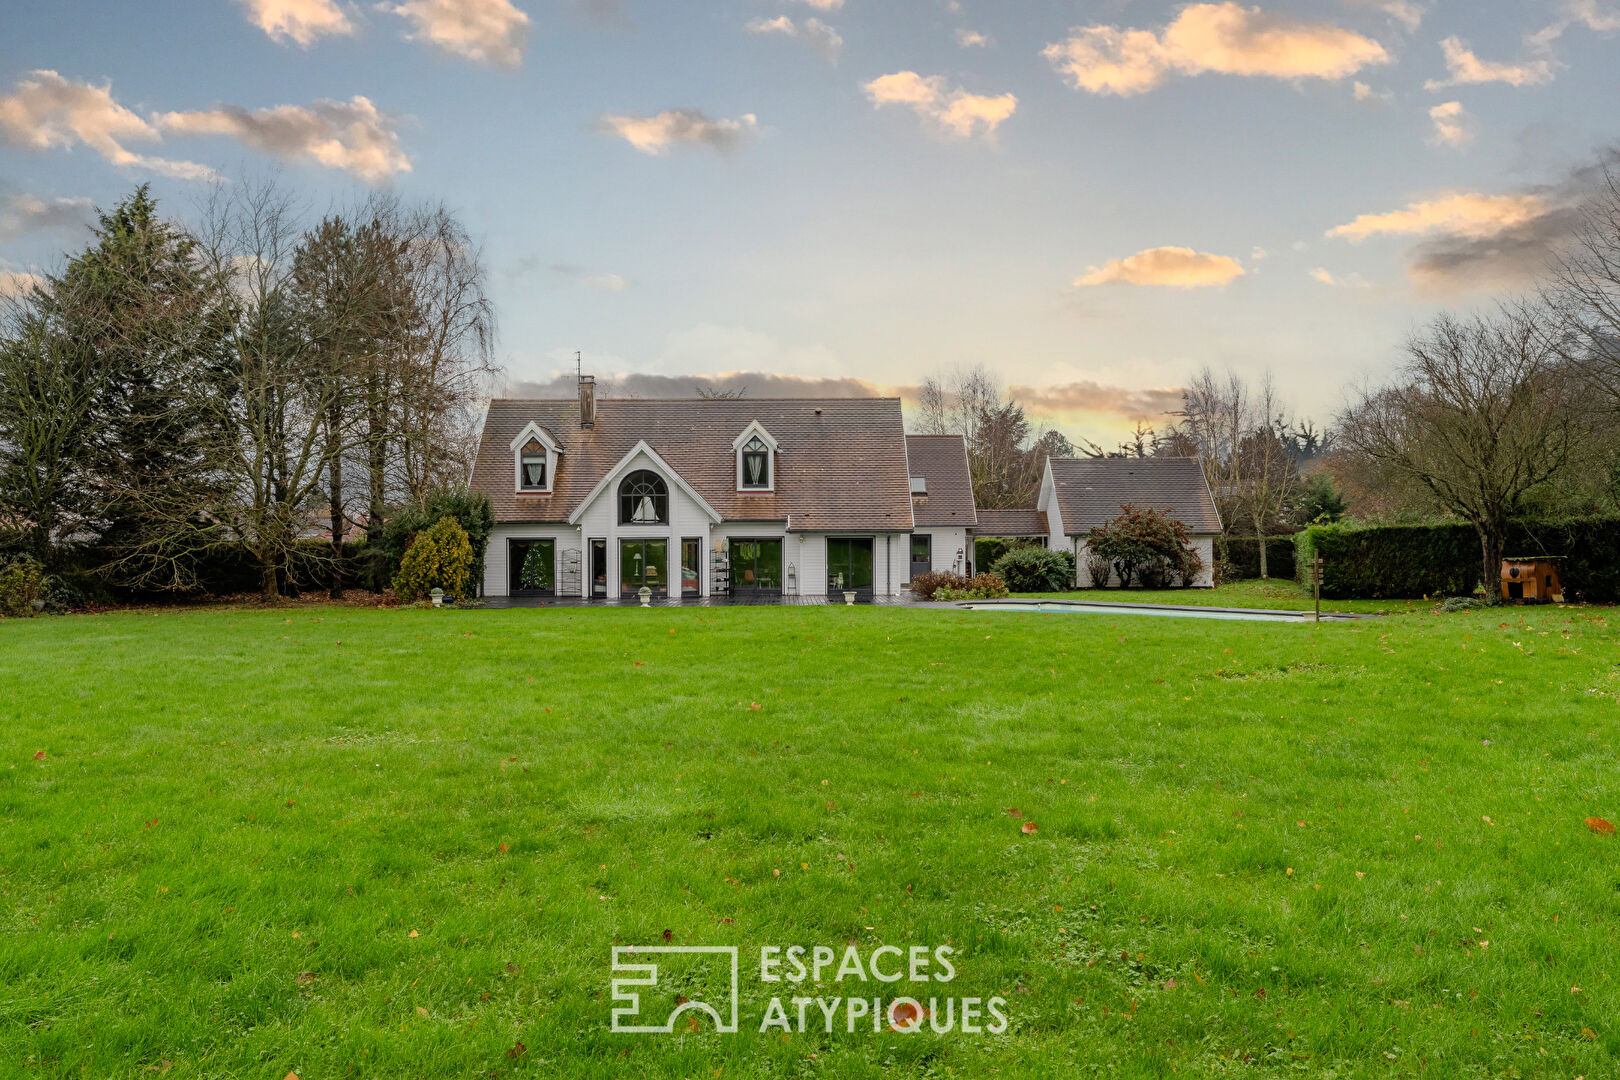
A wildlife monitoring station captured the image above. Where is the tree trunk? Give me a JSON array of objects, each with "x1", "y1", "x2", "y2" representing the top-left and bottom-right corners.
[
  {"x1": 1477, "y1": 522, "x2": 1503, "y2": 604},
  {"x1": 259, "y1": 548, "x2": 279, "y2": 602},
  {"x1": 1256, "y1": 521, "x2": 1269, "y2": 579},
  {"x1": 328, "y1": 450, "x2": 345, "y2": 600}
]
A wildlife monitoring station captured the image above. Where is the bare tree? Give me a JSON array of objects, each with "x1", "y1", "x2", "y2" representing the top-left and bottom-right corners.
[
  {"x1": 1235, "y1": 374, "x2": 1295, "y2": 578},
  {"x1": 1339, "y1": 306, "x2": 1578, "y2": 594},
  {"x1": 910, "y1": 365, "x2": 1075, "y2": 509},
  {"x1": 1548, "y1": 162, "x2": 1620, "y2": 413}
]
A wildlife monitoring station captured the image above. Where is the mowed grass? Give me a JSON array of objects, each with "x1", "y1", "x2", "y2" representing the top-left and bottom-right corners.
[
  {"x1": 2, "y1": 601, "x2": 1618, "y2": 1080},
  {"x1": 1016, "y1": 578, "x2": 1424, "y2": 615}
]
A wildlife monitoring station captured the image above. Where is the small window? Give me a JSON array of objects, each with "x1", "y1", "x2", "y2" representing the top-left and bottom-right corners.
[
  {"x1": 619, "y1": 470, "x2": 668, "y2": 525},
  {"x1": 909, "y1": 476, "x2": 927, "y2": 495},
  {"x1": 519, "y1": 439, "x2": 547, "y2": 490},
  {"x1": 740, "y1": 436, "x2": 771, "y2": 489}
]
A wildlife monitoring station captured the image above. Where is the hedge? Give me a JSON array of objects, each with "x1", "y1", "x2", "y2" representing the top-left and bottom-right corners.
[
  {"x1": 1294, "y1": 517, "x2": 1620, "y2": 602},
  {"x1": 1223, "y1": 537, "x2": 1297, "y2": 581}
]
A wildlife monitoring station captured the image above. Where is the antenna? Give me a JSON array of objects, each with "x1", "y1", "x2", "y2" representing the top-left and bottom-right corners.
[{"x1": 575, "y1": 350, "x2": 582, "y2": 381}]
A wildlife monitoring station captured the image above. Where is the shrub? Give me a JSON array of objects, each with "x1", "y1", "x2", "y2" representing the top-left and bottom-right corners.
[
  {"x1": 392, "y1": 517, "x2": 474, "y2": 601},
  {"x1": 0, "y1": 554, "x2": 46, "y2": 617},
  {"x1": 1083, "y1": 547, "x2": 1114, "y2": 588},
  {"x1": 933, "y1": 573, "x2": 1010, "y2": 602},
  {"x1": 909, "y1": 570, "x2": 966, "y2": 600},
  {"x1": 1439, "y1": 596, "x2": 1485, "y2": 612},
  {"x1": 989, "y1": 546, "x2": 1071, "y2": 593},
  {"x1": 363, "y1": 487, "x2": 495, "y2": 594},
  {"x1": 1293, "y1": 516, "x2": 1620, "y2": 601},
  {"x1": 1085, "y1": 505, "x2": 1203, "y2": 588}
]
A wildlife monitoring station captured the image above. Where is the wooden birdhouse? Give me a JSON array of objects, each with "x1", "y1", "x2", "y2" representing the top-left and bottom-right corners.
[{"x1": 1500, "y1": 558, "x2": 1563, "y2": 603}]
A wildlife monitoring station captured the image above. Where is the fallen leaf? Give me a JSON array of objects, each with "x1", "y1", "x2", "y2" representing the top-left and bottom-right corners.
[
  {"x1": 507, "y1": 1041, "x2": 526, "y2": 1058},
  {"x1": 295, "y1": 972, "x2": 317, "y2": 985},
  {"x1": 416, "y1": 1006, "x2": 429, "y2": 1017},
  {"x1": 408, "y1": 929, "x2": 419, "y2": 938},
  {"x1": 663, "y1": 929, "x2": 673, "y2": 942},
  {"x1": 1005, "y1": 808, "x2": 1022, "y2": 817},
  {"x1": 33, "y1": 750, "x2": 45, "y2": 761},
  {"x1": 1585, "y1": 817, "x2": 1616, "y2": 835},
  {"x1": 499, "y1": 842, "x2": 508, "y2": 853},
  {"x1": 1021, "y1": 821, "x2": 1038, "y2": 835}
]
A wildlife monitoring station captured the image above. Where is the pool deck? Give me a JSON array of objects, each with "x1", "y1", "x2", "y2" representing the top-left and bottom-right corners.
[{"x1": 959, "y1": 598, "x2": 1373, "y2": 622}]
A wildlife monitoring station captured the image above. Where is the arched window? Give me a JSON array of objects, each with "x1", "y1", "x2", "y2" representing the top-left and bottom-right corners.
[
  {"x1": 519, "y1": 439, "x2": 547, "y2": 490},
  {"x1": 619, "y1": 470, "x2": 669, "y2": 525}
]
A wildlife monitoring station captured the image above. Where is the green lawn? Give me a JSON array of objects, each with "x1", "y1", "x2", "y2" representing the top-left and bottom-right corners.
[
  {"x1": 2, "y1": 602, "x2": 1618, "y2": 1079},
  {"x1": 1015, "y1": 578, "x2": 1426, "y2": 615}
]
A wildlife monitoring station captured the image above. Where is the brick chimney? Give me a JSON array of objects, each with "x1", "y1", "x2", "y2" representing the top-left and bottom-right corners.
[{"x1": 578, "y1": 374, "x2": 596, "y2": 430}]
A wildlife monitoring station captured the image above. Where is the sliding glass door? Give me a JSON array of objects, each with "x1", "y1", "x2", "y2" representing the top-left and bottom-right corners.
[
  {"x1": 509, "y1": 538, "x2": 556, "y2": 596},
  {"x1": 825, "y1": 537, "x2": 874, "y2": 596},
  {"x1": 619, "y1": 539, "x2": 669, "y2": 598},
  {"x1": 728, "y1": 538, "x2": 783, "y2": 595}
]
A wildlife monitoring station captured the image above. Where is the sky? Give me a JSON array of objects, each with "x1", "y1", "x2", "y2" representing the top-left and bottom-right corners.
[{"x1": 2, "y1": 0, "x2": 1618, "y2": 444}]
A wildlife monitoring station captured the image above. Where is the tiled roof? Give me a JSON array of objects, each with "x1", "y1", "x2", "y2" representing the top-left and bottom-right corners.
[
  {"x1": 473, "y1": 397, "x2": 915, "y2": 532},
  {"x1": 904, "y1": 435, "x2": 977, "y2": 528},
  {"x1": 974, "y1": 508, "x2": 1048, "y2": 536},
  {"x1": 1048, "y1": 457, "x2": 1221, "y2": 534}
]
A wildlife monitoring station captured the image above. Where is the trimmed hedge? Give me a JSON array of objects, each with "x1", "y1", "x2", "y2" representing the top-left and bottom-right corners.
[
  {"x1": 1294, "y1": 517, "x2": 1620, "y2": 601},
  {"x1": 1223, "y1": 537, "x2": 1297, "y2": 581}
]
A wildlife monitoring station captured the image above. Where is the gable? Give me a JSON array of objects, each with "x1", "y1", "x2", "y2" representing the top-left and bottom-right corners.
[{"x1": 1048, "y1": 458, "x2": 1221, "y2": 535}]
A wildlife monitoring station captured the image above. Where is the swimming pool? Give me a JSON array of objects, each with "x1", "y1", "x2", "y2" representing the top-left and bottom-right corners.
[{"x1": 960, "y1": 600, "x2": 1366, "y2": 623}]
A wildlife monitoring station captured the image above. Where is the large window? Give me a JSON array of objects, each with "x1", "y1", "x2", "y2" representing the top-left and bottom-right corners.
[
  {"x1": 620, "y1": 539, "x2": 669, "y2": 598},
  {"x1": 728, "y1": 538, "x2": 783, "y2": 593},
  {"x1": 826, "y1": 537, "x2": 874, "y2": 595},
  {"x1": 740, "y1": 436, "x2": 771, "y2": 489},
  {"x1": 519, "y1": 439, "x2": 547, "y2": 490},
  {"x1": 509, "y1": 538, "x2": 556, "y2": 595},
  {"x1": 681, "y1": 538, "x2": 702, "y2": 597},
  {"x1": 619, "y1": 470, "x2": 668, "y2": 525}
]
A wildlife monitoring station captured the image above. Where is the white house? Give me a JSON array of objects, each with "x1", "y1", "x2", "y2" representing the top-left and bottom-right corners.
[
  {"x1": 470, "y1": 380, "x2": 930, "y2": 599},
  {"x1": 1035, "y1": 457, "x2": 1222, "y2": 587}
]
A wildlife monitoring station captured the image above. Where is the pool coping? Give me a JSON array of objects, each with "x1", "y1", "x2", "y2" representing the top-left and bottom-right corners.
[{"x1": 956, "y1": 598, "x2": 1374, "y2": 621}]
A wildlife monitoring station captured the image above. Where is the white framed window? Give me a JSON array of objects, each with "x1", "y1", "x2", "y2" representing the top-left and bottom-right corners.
[
  {"x1": 732, "y1": 421, "x2": 779, "y2": 492},
  {"x1": 510, "y1": 423, "x2": 562, "y2": 494}
]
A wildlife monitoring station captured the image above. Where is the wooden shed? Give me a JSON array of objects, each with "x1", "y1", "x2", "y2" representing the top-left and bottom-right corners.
[{"x1": 1500, "y1": 558, "x2": 1563, "y2": 603}]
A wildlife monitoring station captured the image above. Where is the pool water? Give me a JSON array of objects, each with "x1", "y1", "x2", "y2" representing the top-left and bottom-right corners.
[{"x1": 962, "y1": 601, "x2": 1357, "y2": 623}]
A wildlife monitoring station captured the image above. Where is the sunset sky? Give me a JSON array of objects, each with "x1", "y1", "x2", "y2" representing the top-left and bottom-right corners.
[{"x1": 3, "y1": 0, "x2": 1618, "y2": 443}]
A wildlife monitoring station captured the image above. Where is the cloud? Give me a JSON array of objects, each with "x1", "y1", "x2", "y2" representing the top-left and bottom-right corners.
[
  {"x1": 955, "y1": 28, "x2": 990, "y2": 48},
  {"x1": 1353, "y1": 80, "x2": 1393, "y2": 102},
  {"x1": 1075, "y1": 246, "x2": 1246, "y2": 288},
  {"x1": 239, "y1": 0, "x2": 353, "y2": 46},
  {"x1": 598, "y1": 109, "x2": 758, "y2": 154},
  {"x1": 747, "y1": 16, "x2": 843, "y2": 64},
  {"x1": 1428, "y1": 100, "x2": 1471, "y2": 147},
  {"x1": 862, "y1": 72, "x2": 1016, "y2": 140},
  {"x1": 0, "y1": 70, "x2": 216, "y2": 180},
  {"x1": 793, "y1": 0, "x2": 843, "y2": 9},
  {"x1": 1326, "y1": 192, "x2": 1548, "y2": 241},
  {"x1": 584, "y1": 273, "x2": 625, "y2": 291},
  {"x1": 0, "y1": 270, "x2": 43, "y2": 297},
  {"x1": 1424, "y1": 35, "x2": 1554, "y2": 90},
  {"x1": 1325, "y1": 151, "x2": 1620, "y2": 291},
  {"x1": 1309, "y1": 266, "x2": 1370, "y2": 287},
  {"x1": 1042, "y1": 3, "x2": 1389, "y2": 96},
  {"x1": 1343, "y1": 0, "x2": 1424, "y2": 33},
  {"x1": 156, "y1": 96, "x2": 410, "y2": 182},
  {"x1": 381, "y1": 0, "x2": 529, "y2": 67},
  {"x1": 0, "y1": 192, "x2": 93, "y2": 242},
  {"x1": 1007, "y1": 381, "x2": 1186, "y2": 422}
]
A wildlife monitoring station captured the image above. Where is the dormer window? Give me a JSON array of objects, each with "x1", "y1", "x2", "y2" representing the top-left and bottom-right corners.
[
  {"x1": 741, "y1": 436, "x2": 771, "y2": 490},
  {"x1": 619, "y1": 470, "x2": 669, "y2": 525},
  {"x1": 519, "y1": 440, "x2": 547, "y2": 490},
  {"x1": 732, "y1": 421, "x2": 779, "y2": 492},
  {"x1": 510, "y1": 422, "x2": 561, "y2": 494}
]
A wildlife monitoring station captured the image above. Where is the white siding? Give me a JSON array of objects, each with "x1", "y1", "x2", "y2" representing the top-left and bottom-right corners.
[
  {"x1": 712, "y1": 521, "x2": 791, "y2": 593},
  {"x1": 910, "y1": 528, "x2": 967, "y2": 577},
  {"x1": 484, "y1": 524, "x2": 578, "y2": 597}
]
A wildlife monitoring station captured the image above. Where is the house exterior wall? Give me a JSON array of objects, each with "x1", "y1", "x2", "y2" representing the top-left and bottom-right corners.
[
  {"x1": 912, "y1": 528, "x2": 968, "y2": 576},
  {"x1": 484, "y1": 523, "x2": 580, "y2": 597},
  {"x1": 1073, "y1": 533, "x2": 1218, "y2": 588}
]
